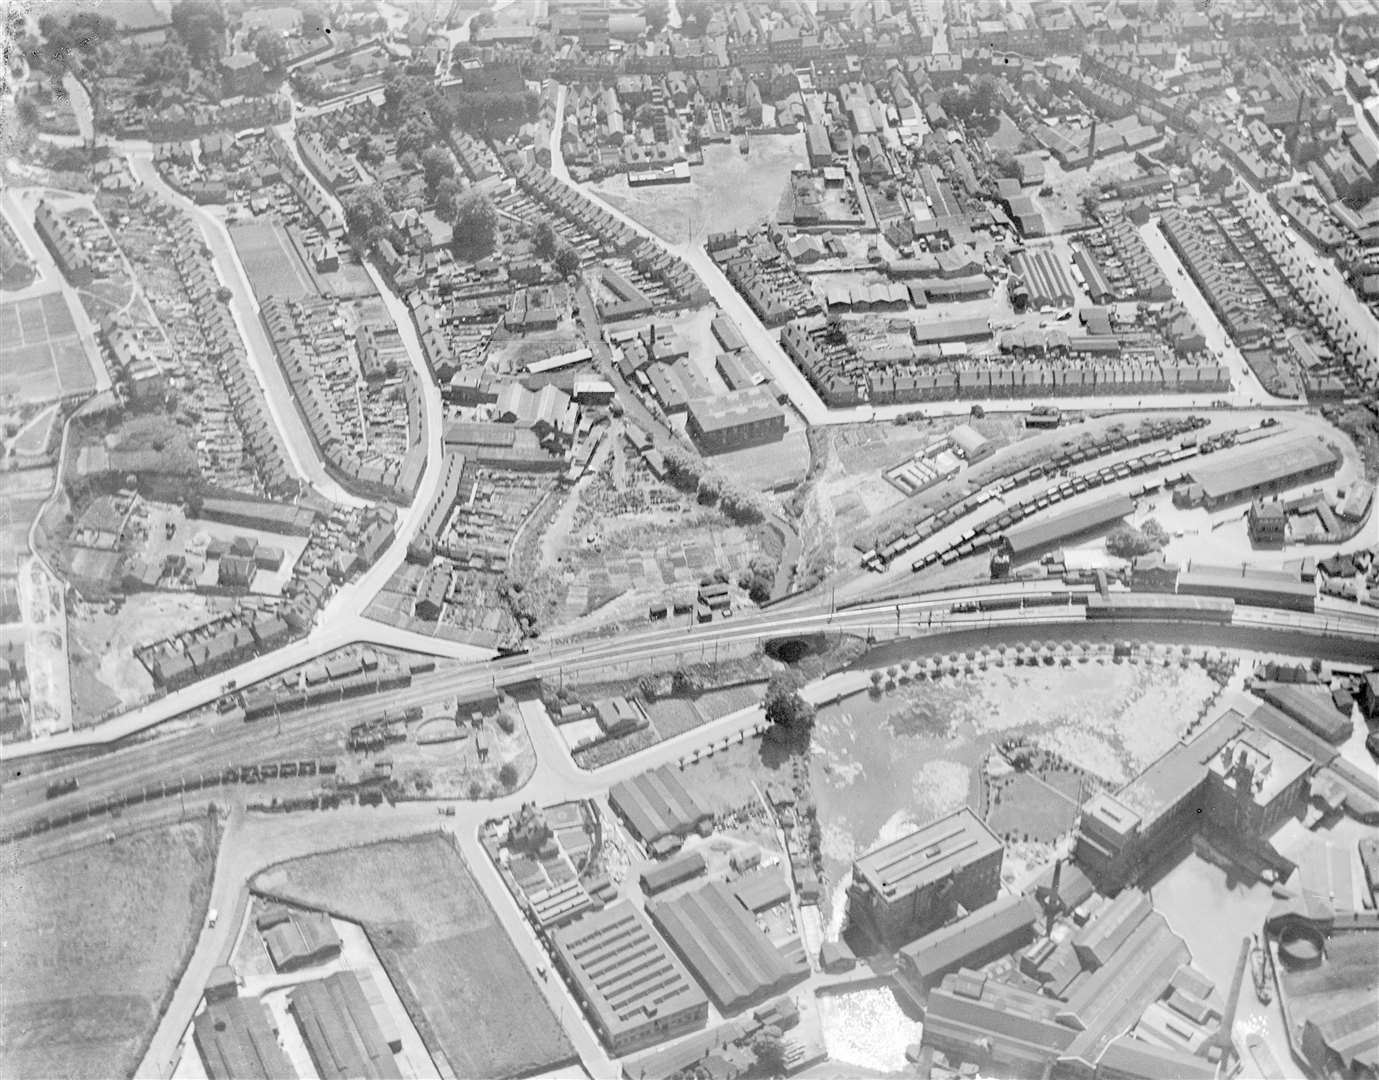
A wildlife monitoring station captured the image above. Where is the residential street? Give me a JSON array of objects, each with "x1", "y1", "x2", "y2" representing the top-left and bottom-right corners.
[{"x1": 127, "y1": 153, "x2": 366, "y2": 508}]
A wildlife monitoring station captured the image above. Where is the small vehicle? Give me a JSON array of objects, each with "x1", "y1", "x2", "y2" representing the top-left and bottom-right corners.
[
  {"x1": 208, "y1": 909, "x2": 219, "y2": 929},
  {"x1": 438, "y1": 806, "x2": 456, "y2": 817}
]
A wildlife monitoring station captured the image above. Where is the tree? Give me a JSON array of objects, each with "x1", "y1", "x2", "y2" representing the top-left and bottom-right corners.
[
  {"x1": 434, "y1": 176, "x2": 462, "y2": 220},
  {"x1": 749, "y1": 1030, "x2": 788, "y2": 1078},
  {"x1": 421, "y1": 145, "x2": 455, "y2": 189},
  {"x1": 764, "y1": 672, "x2": 814, "y2": 735},
  {"x1": 644, "y1": 0, "x2": 670, "y2": 31},
  {"x1": 679, "y1": 0, "x2": 713, "y2": 35},
  {"x1": 554, "y1": 246, "x2": 582, "y2": 278},
  {"x1": 170, "y1": 0, "x2": 226, "y2": 66},
  {"x1": 991, "y1": 149, "x2": 1021, "y2": 179},
  {"x1": 343, "y1": 187, "x2": 389, "y2": 240},
  {"x1": 532, "y1": 219, "x2": 558, "y2": 259},
  {"x1": 498, "y1": 762, "x2": 519, "y2": 788},
  {"x1": 453, "y1": 192, "x2": 498, "y2": 256},
  {"x1": 253, "y1": 29, "x2": 288, "y2": 72},
  {"x1": 739, "y1": 555, "x2": 777, "y2": 604},
  {"x1": 1106, "y1": 525, "x2": 1157, "y2": 560}
]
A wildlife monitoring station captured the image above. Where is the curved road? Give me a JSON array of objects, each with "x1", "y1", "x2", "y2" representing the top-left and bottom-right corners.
[{"x1": 126, "y1": 153, "x2": 366, "y2": 508}]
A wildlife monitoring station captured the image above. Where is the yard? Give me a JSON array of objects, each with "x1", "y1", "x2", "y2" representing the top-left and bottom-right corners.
[
  {"x1": 587, "y1": 135, "x2": 806, "y2": 250},
  {"x1": 0, "y1": 815, "x2": 219, "y2": 1079},
  {"x1": 68, "y1": 592, "x2": 234, "y2": 725},
  {"x1": 252, "y1": 834, "x2": 575, "y2": 1079},
  {"x1": 339, "y1": 700, "x2": 537, "y2": 799},
  {"x1": 810, "y1": 654, "x2": 1222, "y2": 923}
]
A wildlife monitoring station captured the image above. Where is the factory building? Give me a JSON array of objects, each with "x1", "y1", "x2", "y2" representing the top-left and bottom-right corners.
[
  {"x1": 848, "y1": 808, "x2": 1004, "y2": 947},
  {"x1": 1182, "y1": 437, "x2": 1339, "y2": 509},
  {"x1": 684, "y1": 387, "x2": 786, "y2": 454},
  {"x1": 551, "y1": 902, "x2": 708, "y2": 1053}
]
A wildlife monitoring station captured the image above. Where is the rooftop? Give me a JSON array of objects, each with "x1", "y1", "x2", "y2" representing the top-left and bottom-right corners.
[{"x1": 852, "y1": 807, "x2": 1002, "y2": 905}]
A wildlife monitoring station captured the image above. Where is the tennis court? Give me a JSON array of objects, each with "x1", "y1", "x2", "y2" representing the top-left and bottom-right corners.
[{"x1": 228, "y1": 221, "x2": 314, "y2": 302}]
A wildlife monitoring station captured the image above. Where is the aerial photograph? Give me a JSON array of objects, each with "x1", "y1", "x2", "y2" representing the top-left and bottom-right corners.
[{"x1": 1, "y1": 0, "x2": 1377, "y2": 1078}]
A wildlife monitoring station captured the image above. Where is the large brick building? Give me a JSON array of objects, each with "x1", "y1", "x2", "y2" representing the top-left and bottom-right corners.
[
  {"x1": 848, "y1": 808, "x2": 1004, "y2": 947},
  {"x1": 684, "y1": 387, "x2": 786, "y2": 454}
]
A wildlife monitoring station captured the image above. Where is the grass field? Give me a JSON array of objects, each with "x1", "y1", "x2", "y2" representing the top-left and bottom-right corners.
[
  {"x1": 0, "y1": 291, "x2": 98, "y2": 404},
  {"x1": 252, "y1": 834, "x2": 574, "y2": 1079},
  {"x1": 987, "y1": 771, "x2": 1081, "y2": 842},
  {"x1": 0, "y1": 815, "x2": 219, "y2": 1079},
  {"x1": 229, "y1": 221, "x2": 315, "y2": 302},
  {"x1": 587, "y1": 136, "x2": 806, "y2": 248}
]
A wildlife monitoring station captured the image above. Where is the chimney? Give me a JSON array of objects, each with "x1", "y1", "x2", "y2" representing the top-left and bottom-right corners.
[{"x1": 1087, "y1": 117, "x2": 1097, "y2": 164}]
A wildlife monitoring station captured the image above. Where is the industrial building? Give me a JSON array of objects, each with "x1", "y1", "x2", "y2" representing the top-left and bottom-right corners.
[
  {"x1": 1076, "y1": 708, "x2": 1312, "y2": 890},
  {"x1": 1002, "y1": 494, "x2": 1135, "y2": 559},
  {"x1": 258, "y1": 908, "x2": 343, "y2": 972},
  {"x1": 647, "y1": 880, "x2": 809, "y2": 1013},
  {"x1": 609, "y1": 766, "x2": 714, "y2": 848},
  {"x1": 848, "y1": 807, "x2": 1004, "y2": 946},
  {"x1": 1176, "y1": 564, "x2": 1316, "y2": 613},
  {"x1": 1183, "y1": 437, "x2": 1339, "y2": 509},
  {"x1": 684, "y1": 387, "x2": 786, "y2": 454},
  {"x1": 288, "y1": 971, "x2": 401, "y2": 1079},
  {"x1": 551, "y1": 901, "x2": 708, "y2": 1053},
  {"x1": 194, "y1": 997, "x2": 297, "y2": 1080},
  {"x1": 897, "y1": 893, "x2": 1041, "y2": 997}
]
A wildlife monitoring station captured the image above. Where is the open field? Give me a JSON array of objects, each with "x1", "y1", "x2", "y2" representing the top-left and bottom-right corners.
[
  {"x1": 0, "y1": 290, "x2": 98, "y2": 404},
  {"x1": 0, "y1": 814, "x2": 219, "y2": 1079},
  {"x1": 811, "y1": 656, "x2": 1221, "y2": 921},
  {"x1": 587, "y1": 136, "x2": 806, "y2": 248},
  {"x1": 229, "y1": 220, "x2": 314, "y2": 302},
  {"x1": 252, "y1": 834, "x2": 574, "y2": 1079},
  {"x1": 68, "y1": 593, "x2": 233, "y2": 726}
]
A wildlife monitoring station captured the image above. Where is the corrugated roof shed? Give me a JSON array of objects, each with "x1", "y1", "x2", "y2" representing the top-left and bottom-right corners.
[
  {"x1": 1259, "y1": 685, "x2": 1352, "y2": 744},
  {"x1": 194, "y1": 997, "x2": 297, "y2": 1080},
  {"x1": 1096, "y1": 1035, "x2": 1216, "y2": 1080},
  {"x1": 609, "y1": 766, "x2": 712, "y2": 844},
  {"x1": 288, "y1": 971, "x2": 401, "y2": 1079},
  {"x1": 648, "y1": 880, "x2": 808, "y2": 1012},
  {"x1": 1187, "y1": 436, "x2": 1336, "y2": 502},
  {"x1": 898, "y1": 893, "x2": 1040, "y2": 986},
  {"x1": 1003, "y1": 493, "x2": 1134, "y2": 557},
  {"x1": 552, "y1": 902, "x2": 706, "y2": 1045}
]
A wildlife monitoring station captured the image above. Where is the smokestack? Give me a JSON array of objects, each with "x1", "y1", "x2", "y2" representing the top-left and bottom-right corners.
[{"x1": 1087, "y1": 118, "x2": 1097, "y2": 164}]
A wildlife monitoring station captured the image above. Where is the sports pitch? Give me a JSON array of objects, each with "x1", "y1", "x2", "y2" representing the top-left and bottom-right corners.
[
  {"x1": 0, "y1": 290, "x2": 100, "y2": 404},
  {"x1": 228, "y1": 220, "x2": 315, "y2": 302}
]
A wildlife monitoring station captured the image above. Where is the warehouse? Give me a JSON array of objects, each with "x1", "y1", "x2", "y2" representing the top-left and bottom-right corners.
[
  {"x1": 609, "y1": 765, "x2": 714, "y2": 846},
  {"x1": 1258, "y1": 685, "x2": 1353, "y2": 744},
  {"x1": 1011, "y1": 249, "x2": 1075, "y2": 308},
  {"x1": 551, "y1": 902, "x2": 708, "y2": 1052},
  {"x1": 1002, "y1": 493, "x2": 1135, "y2": 559},
  {"x1": 685, "y1": 387, "x2": 786, "y2": 454},
  {"x1": 640, "y1": 850, "x2": 707, "y2": 895},
  {"x1": 848, "y1": 807, "x2": 1004, "y2": 946},
  {"x1": 1176, "y1": 564, "x2": 1316, "y2": 612},
  {"x1": 1185, "y1": 436, "x2": 1339, "y2": 509},
  {"x1": 194, "y1": 997, "x2": 296, "y2": 1080},
  {"x1": 260, "y1": 909, "x2": 342, "y2": 972},
  {"x1": 288, "y1": 971, "x2": 400, "y2": 1079},
  {"x1": 648, "y1": 880, "x2": 810, "y2": 1013},
  {"x1": 911, "y1": 316, "x2": 993, "y2": 345},
  {"x1": 897, "y1": 894, "x2": 1041, "y2": 998}
]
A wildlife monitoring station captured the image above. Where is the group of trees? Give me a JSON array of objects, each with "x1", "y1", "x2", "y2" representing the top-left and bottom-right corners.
[
  {"x1": 169, "y1": 0, "x2": 226, "y2": 68},
  {"x1": 764, "y1": 671, "x2": 814, "y2": 741},
  {"x1": 661, "y1": 444, "x2": 768, "y2": 526},
  {"x1": 33, "y1": 11, "x2": 117, "y2": 68},
  {"x1": 1106, "y1": 517, "x2": 1169, "y2": 559},
  {"x1": 939, "y1": 76, "x2": 1002, "y2": 136},
  {"x1": 531, "y1": 219, "x2": 583, "y2": 278}
]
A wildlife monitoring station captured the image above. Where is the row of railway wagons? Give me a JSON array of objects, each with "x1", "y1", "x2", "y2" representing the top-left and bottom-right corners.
[
  {"x1": 4, "y1": 760, "x2": 339, "y2": 845},
  {"x1": 242, "y1": 668, "x2": 413, "y2": 722}
]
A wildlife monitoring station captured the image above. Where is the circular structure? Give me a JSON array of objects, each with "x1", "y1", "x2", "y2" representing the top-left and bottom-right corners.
[{"x1": 1277, "y1": 924, "x2": 1324, "y2": 968}]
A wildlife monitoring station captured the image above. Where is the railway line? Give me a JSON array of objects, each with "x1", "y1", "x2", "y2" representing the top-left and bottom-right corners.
[{"x1": 4, "y1": 583, "x2": 1375, "y2": 843}]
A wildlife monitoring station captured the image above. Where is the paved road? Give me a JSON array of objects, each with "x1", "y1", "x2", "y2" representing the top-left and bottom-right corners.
[
  {"x1": 1137, "y1": 218, "x2": 1278, "y2": 405},
  {"x1": 126, "y1": 153, "x2": 366, "y2": 508}
]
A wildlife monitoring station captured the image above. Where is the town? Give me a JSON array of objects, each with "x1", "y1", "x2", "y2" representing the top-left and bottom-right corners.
[{"x1": 0, "y1": 1, "x2": 1377, "y2": 1080}]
